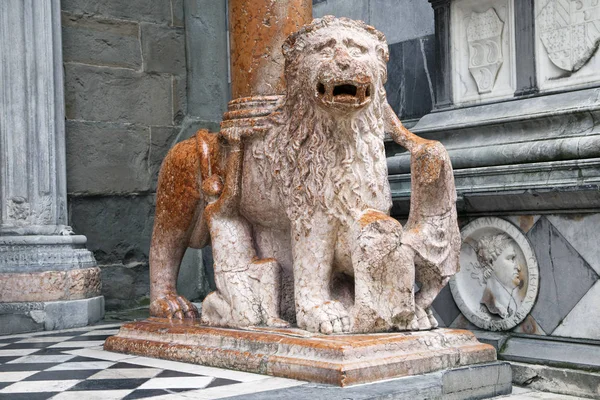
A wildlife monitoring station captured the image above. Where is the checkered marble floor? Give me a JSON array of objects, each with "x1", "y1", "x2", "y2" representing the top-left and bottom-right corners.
[{"x1": 0, "y1": 323, "x2": 304, "y2": 400}]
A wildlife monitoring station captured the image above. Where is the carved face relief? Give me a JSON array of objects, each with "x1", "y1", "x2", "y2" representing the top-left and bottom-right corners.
[
  {"x1": 467, "y1": 8, "x2": 504, "y2": 94},
  {"x1": 450, "y1": 217, "x2": 539, "y2": 331},
  {"x1": 538, "y1": 0, "x2": 600, "y2": 72}
]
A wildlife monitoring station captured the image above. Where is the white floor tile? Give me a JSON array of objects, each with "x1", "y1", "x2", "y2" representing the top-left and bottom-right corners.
[
  {"x1": 0, "y1": 379, "x2": 80, "y2": 393},
  {"x1": 81, "y1": 329, "x2": 119, "y2": 336},
  {"x1": 49, "y1": 341, "x2": 106, "y2": 348},
  {"x1": 18, "y1": 336, "x2": 75, "y2": 343},
  {"x1": 125, "y1": 356, "x2": 266, "y2": 382},
  {"x1": 88, "y1": 368, "x2": 162, "y2": 380},
  {"x1": 8, "y1": 354, "x2": 76, "y2": 364},
  {"x1": 138, "y1": 376, "x2": 214, "y2": 389},
  {"x1": 64, "y1": 348, "x2": 136, "y2": 361},
  {"x1": 0, "y1": 371, "x2": 39, "y2": 382},
  {"x1": 51, "y1": 390, "x2": 134, "y2": 400},
  {"x1": 47, "y1": 361, "x2": 116, "y2": 370},
  {"x1": 0, "y1": 348, "x2": 39, "y2": 356}
]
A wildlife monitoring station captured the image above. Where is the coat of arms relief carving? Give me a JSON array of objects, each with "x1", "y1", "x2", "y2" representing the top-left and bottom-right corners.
[
  {"x1": 467, "y1": 8, "x2": 505, "y2": 94},
  {"x1": 538, "y1": 0, "x2": 600, "y2": 72}
]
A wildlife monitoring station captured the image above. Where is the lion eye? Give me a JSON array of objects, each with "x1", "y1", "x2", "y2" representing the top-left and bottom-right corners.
[
  {"x1": 349, "y1": 47, "x2": 363, "y2": 57},
  {"x1": 321, "y1": 47, "x2": 334, "y2": 58}
]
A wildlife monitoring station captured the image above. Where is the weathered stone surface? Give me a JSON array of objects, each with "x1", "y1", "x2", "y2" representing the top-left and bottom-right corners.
[
  {"x1": 0, "y1": 267, "x2": 101, "y2": 302},
  {"x1": 442, "y1": 362, "x2": 511, "y2": 398},
  {"x1": 61, "y1": 0, "x2": 172, "y2": 25},
  {"x1": 61, "y1": 13, "x2": 141, "y2": 69},
  {"x1": 547, "y1": 214, "x2": 600, "y2": 275},
  {"x1": 0, "y1": 297, "x2": 104, "y2": 335},
  {"x1": 105, "y1": 321, "x2": 496, "y2": 386},
  {"x1": 511, "y1": 361, "x2": 600, "y2": 399},
  {"x1": 172, "y1": 75, "x2": 187, "y2": 125},
  {"x1": 141, "y1": 23, "x2": 185, "y2": 74},
  {"x1": 370, "y1": 0, "x2": 435, "y2": 45},
  {"x1": 527, "y1": 217, "x2": 599, "y2": 335},
  {"x1": 66, "y1": 121, "x2": 152, "y2": 194},
  {"x1": 64, "y1": 63, "x2": 172, "y2": 125},
  {"x1": 500, "y1": 336, "x2": 600, "y2": 370}
]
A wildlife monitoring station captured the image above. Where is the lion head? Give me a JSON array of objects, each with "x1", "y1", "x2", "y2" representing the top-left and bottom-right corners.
[{"x1": 263, "y1": 17, "x2": 392, "y2": 232}]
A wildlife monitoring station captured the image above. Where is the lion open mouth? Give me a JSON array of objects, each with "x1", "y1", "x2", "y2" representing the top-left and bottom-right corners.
[{"x1": 316, "y1": 80, "x2": 371, "y2": 108}]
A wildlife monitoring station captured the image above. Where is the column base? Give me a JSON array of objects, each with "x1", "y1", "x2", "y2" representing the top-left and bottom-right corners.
[{"x1": 0, "y1": 296, "x2": 105, "y2": 335}]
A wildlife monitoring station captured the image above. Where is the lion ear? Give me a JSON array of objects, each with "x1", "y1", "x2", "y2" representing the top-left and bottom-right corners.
[{"x1": 377, "y1": 45, "x2": 389, "y2": 63}]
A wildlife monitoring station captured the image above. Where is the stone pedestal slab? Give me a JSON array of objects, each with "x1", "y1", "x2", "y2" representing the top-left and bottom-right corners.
[
  {"x1": 105, "y1": 318, "x2": 497, "y2": 387},
  {"x1": 0, "y1": 296, "x2": 104, "y2": 335}
]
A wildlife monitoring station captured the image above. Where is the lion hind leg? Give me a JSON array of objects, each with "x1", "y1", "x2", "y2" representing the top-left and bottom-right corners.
[{"x1": 415, "y1": 258, "x2": 451, "y2": 329}]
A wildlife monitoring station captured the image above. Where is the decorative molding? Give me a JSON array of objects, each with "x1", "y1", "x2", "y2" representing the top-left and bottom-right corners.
[{"x1": 450, "y1": 217, "x2": 539, "y2": 331}]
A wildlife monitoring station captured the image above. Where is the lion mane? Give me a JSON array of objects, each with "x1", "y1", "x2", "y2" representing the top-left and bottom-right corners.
[{"x1": 259, "y1": 17, "x2": 392, "y2": 232}]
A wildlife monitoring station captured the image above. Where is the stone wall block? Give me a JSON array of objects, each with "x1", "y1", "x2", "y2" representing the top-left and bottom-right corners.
[
  {"x1": 149, "y1": 126, "x2": 179, "y2": 191},
  {"x1": 69, "y1": 195, "x2": 155, "y2": 268},
  {"x1": 61, "y1": 13, "x2": 142, "y2": 69},
  {"x1": 141, "y1": 23, "x2": 186, "y2": 75},
  {"x1": 62, "y1": 0, "x2": 172, "y2": 25},
  {"x1": 64, "y1": 63, "x2": 173, "y2": 125},
  {"x1": 101, "y1": 264, "x2": 149, "y2": 310},
  {"x1": 66, "y1": 121, "x2": 152, "y2": 194}
]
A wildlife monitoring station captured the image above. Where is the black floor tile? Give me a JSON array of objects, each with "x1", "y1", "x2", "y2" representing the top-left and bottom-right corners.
[
  {"x1": 0, "y1": 362, "x2": 58, "y2": 372},
  {"x1": 205, "y1": 377, "x2": 241, "y2": 388},
  {"x1": 32, "y1": 348, "x2": 80, "y2": 355},
  {"x1": 2, "y1": 342, "x2": 59, "y2": 349},
  {"x1": 0, "y1": 338, "x2": 21, "y2": 343},
  {"x1": 122, "y1": 389, "x2": 193, "y2": 399},
  {"x1": 24, "y1": 369, "x2": 102, "y2": 381},
  {"x1": 0, "y1": 356, "x2": 19, "y2": 364},
  {"x1": 34, "y1": 331, "x2": 82, "y2": 337},
  {"x1": 156, "y1": 369, "x2": 205, "y2": 378},
  {"x1": 67, "y1": 335, "x2": 110, "y2": 341},
  {"x1": 109, "y1": 362, "x2": 156, "y2": 369},
  {"x1": 0, "y1": 393, "x2": 58, "y2": 400},
  {"x1": 0, "y1": 382, "x2": 11, "y2": 390},
  {"x1": 68, "y1": 356, "x2": 107, "y2": 363},
  {"x1": 68, "y1": 378, "x2": 150, "y2": 391}
]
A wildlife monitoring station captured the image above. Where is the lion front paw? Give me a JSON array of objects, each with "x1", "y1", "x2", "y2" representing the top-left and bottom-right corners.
[
  {"x1": 150, "y1": 292, "x2": 199, "y2": 320},
  {"x1": 297, "y1": 301, "x2": 350, "y2": 334}
]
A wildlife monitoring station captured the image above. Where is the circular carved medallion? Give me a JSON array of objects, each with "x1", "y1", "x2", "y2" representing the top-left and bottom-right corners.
[{"x1": 450, "y1": 217, "x2": 539, "y2": 331}]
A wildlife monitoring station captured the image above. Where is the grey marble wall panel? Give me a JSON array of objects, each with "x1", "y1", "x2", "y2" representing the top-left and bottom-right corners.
[
  {"x1": 313, "y1": 0, "x2": 370, "y2": 24},
  {"x1": 184, "y1": 0, "x2": 229, "y2": 122},
  {"x1": 370, "y1": 0, "x2": 434, "y2": 45},
  {"x1": 385, "y1": 35, "x2": 436, "y2": 121},
  {"x1": 526, "y1": 217, "x2": 598, "y2": 335}
]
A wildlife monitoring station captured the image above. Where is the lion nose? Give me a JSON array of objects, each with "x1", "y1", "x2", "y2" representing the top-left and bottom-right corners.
[{"x1": 335, "y1": 48, "x2": 351, "y2": 70}]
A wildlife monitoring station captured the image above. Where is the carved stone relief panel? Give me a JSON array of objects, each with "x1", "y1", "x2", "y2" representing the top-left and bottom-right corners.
[
  {"x1": 536, "y1": 0, "x2": 600, "y2": 91},
  {"x1": 450, "y1": 217, "x2": 539, "y2": 331},
  {"x1": 451, "y1": 0, "x2": 516, "y2": 105}
]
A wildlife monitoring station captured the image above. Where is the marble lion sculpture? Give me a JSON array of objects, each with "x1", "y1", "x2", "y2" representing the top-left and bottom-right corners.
[{"x1": 148, "y1": 16, "x2": 461, "y2": 334}]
